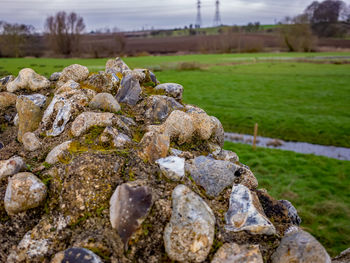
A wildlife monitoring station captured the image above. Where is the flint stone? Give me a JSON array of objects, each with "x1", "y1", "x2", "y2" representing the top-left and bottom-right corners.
[
  {"x1": 51, "y1": 247, "x2": 103, "y2": 263},
  {"x1": 105, "y1": 57, "x2": 130, "y2": 74},
  {"x1": 100, "y1": 126, "x2": 131, "y2": 148},
  {"x1": 7, "y1": 68, "x2": 50, "y2": 92},
  {"x1": 225, "y1": 184, "x2": 276, "y2": 235},
  {"x1": 0, "y1": 156, "x2": 25, "y2": 180},
  {"x1": 0, "y1": 142, "x2": 3, "y2": 149},
  {"x1": 156, "y1": 156, "x2": 185, "y2": 181},
  {"x1": 16, "y1": 95, "x2": 43, "y2": 142},
  {"x1": 164, "y1": 184, "x2": 215, "y2": 262},
  {"x1": 45, "y1": 141, "x2": 72, "y2": 165},
  {"x1": 211, "y1": 243, "x2": 263, "y2": 263},
  {"x1": 4, "y1": 172, "x2": 47, "y2": 215},
  {"x1": 89, "y1": 93, "x2": 121, "y2": 113},
  {"x1": 71, "y1": 112, "x2": 115, "y2": 137},
  {"x1": 42, "y1": 89, "x2": 93, "y2": 136},
  {"x1": 271, "y1": 228, "x2": 331, "y2": 263},
  {"x1": 57, "y1": 64, "x2": 89, "y2": 87},
  {"x1": 139, "y1": 131, "x2": 170, "y2": 163},
  {"x1": 145, "y1": 95, "x2": 183, "y2": 124},
  {"x1": 0, "y1": 75, "x2": 15, "y2": 91},
  {"x1": 85, "y1": 72, "x2": 120, "y2": 94},
  {"x1": 214, "y1": 149, "x2": 239, "y2": 163},
  {"x1": 116, "y1": 75, "x2": 142, "y2": 106},
  {"x1": 185, "y1": 156, "x2": 240, "y2": 197},
  {"x1": 279, "y1": 200, "x2": 301, "y2": 226},
  {"x1": 22, "y1": 132, "x2": 41, "y2": 151},
  {"x1": 155, "y1": 83, "x2": 183, "y2": 100},
  {"x1": 0, "y1": 92, "x2": 17, "y2": 109},
  {"x1": 110, "y1": 183, "x2": 152, "y2": 246},
  {"x1": 56, "y1": 80, "x2": 80, "y2": 94},
  {"x1": 23, "y1": 94, "x2": 47, "y2": 107},
  {"x1": 333, "y1": 248, "x2": 350, "y2": 263},
  {"x1": 49, "y1": 72, "x2": 62, "y2": 81}
]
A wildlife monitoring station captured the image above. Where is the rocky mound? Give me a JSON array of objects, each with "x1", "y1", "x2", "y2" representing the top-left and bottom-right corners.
[{"x1": 0, "y1": 58, "x2": 335, "y2": 262}]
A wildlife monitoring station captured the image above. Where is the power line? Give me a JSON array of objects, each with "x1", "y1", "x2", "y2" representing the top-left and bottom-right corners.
[
  {"x1": 213, "y1": 0, "x2": 222, "y2": 27},
  {"x1": 195, "y1": 0, "x2": 202, "y2": 28}
]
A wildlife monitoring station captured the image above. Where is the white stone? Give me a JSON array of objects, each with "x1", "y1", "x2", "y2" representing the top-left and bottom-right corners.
[
  {"x1": 7, "y1": 68, "x2": 50, "y2": 92},
  {"x1": 225, "y1": 184, "x2": 276, "y2": 235},
  {"x1": 156, "y1": 156, "x2": 185, "y2": 181}
]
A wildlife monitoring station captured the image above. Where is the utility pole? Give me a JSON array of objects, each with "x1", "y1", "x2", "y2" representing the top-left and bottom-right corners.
[
  {"x1": 195, "y1": 0, "x2": 202, "y2": 29},
  {"x1": 213, "y1": 0, "x2": 222, "y2": 27}
]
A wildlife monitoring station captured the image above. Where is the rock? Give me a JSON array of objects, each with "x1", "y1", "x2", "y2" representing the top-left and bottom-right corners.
[
  {"x1": 150, "y1": 109, "x2": 224, "y2": 146},
  {"x1": 42, "y1": 89, "x2": 93, "y2": 136},
  {"x1": 105, "y1": 57, "x2": 130, "y2": 74},
  {"x1": 213, "y1": 149, "x2": 239, "y2": 163},
  {"x1": 89, "y1": 92, "x2": 121, "y2": 113},
  {"x1": 211, "y1": 243, "x2": 263, "y2": 263},
  {"x1": 16, "y1": 95, "x2": 44, "y2": 142},
  {"x1": 22, "y1": 94, "x2": 47, "y2": 107},
  {"x1": 0, "y1": 92, "x2": 17, "y2": 109},
  {"x1": 56, "y1": 80, "x2": 80, "y2": 94},
  {"x1": 279, "y1": 200, "x2": 301, "y2": 226},
  {"x1": 51, "y1": 247, "x2": 103, "y2": 263},
  {"x1": 49, "y1": 72, "x2": 62, "y2": 81},
  {"x1": 225, "y1": 184, "x2": 276, "y2": 235},
  {"x1": 0, "y1": 141, "x2": 3, "y2": 149},
  {"x1": 333, "y1": 248, "x2": 350, "y2": 263},
  {"x1": 186, "y1": 156, "x2": 239, "y2": 197},
  {"x1": 22, "y1": 132, "x2": 41, "y2": 151},
  {"x1": 45, "y1": 141, "x2": 72, "y2": 165},
  {"x1": 144, "y1": 95, "x2": 183, "y2": 124},
  {"x1": 210, "y1": 116, "x2": 225, "y2": 147},
  {"x1": 71, "y1": 112, "x2": 115, "y2": 137},
  {"x1": 0, "y1": 75, "x2": 15, "y2": 91},
  {"x1": 7, "y1": 68, "x2": 50, "y2": 92},
  {"x1": 116, "y1": 75, "x2": 142, "y2": 106},
  {"x1": 271, "y1": 227, "x2": 331, "y2": 263},
  {"x1": 156, "y1": 110, "x2": 195, "y2": 144},
  {"x1": 4, "y1": 172, "x2": 47, "y2": 215},
  {"x1": 0, "y1": 156, "x2": 25, "y2": 180},
  {"x1": 156, "y1": 156, "x2": 185, "y2": 181},
  {"x1": 139, "y1": 131, "x2": 170, "y2": 163},
  {"x1": 85, "y1": 72, "x2": 120, "y2": 94},
  {"x1": 110, "y1": 183, "x2": 153, "y2": 247},
  {"x1": 164, "y1": 185, "x2": 215, "y2": 262},
  {"x1": 155, "y1": 83, "x2": 183, "y2": 100},
  {"x1": 186, "y1": 156, "x2": 257, "y2": 197},
  {"x1": 57, "y1": 64, "x2": 89, "y2": 87},
  {"x1": 100, "y1": 126, "x2": 131, "y2": 148}
]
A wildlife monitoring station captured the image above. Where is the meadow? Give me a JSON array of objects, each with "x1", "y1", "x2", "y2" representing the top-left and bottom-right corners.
[{"x1": 1, "y1": 53, "x2": 350, "y2": 256}]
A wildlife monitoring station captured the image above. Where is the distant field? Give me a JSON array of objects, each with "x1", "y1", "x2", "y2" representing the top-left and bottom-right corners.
[
  {"x1": 224, "y1": 141, "x2": 350, "y2": 257},
  {"x1": 0, "y1": 52, "x2": 350, "y2": 147}
]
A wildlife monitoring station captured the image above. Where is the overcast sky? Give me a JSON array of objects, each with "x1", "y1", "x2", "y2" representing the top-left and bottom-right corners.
[{"x1": 1, "y1": 0, "x2": 350, "y2": 32}]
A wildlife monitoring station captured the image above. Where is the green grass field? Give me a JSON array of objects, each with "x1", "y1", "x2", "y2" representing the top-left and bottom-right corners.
[
  {"x1": 224, "y1": 142, "x2": 350, "y2": 257},
  {"x1": 1, "y1": 52, "x2": 349, "y2": 147}
]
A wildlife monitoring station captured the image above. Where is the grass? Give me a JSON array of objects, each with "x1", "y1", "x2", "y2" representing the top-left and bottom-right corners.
[
  {"x1": 224, "y1": 141, "x2": 350, "y2": 257},
  {"x1": 0, "y1": 53, "x2": 349, "y2": 147}
]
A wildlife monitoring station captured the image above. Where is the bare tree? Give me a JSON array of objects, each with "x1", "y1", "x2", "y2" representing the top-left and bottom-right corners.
[
  {"x1": 45, "y1": 11, "x2": 85, "y2": 55},
  {"x1": 0, "y1": 21, "x2": 34, "y2": 57},
  {"x1": 305, "y1": 0, "x2": 349, "y2": 37},
  {"x1": 279, "y1": 14, "x2": 317, "y2": 52}
]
